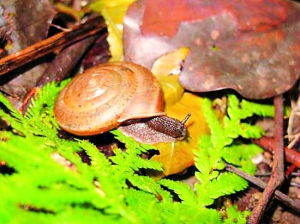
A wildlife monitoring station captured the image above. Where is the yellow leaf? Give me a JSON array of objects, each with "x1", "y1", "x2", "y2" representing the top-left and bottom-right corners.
[
  {"x1": 150, "y1": 48, "x2": 210, "y2": 177},
  {"x1": 151, "y1": 47, "x2": 189, "y2": 79},
  {"x1": 151, "y1": 92, "x2": 209, "y2": 176},
  {"x1": 159, "y1": 75, "x2": 184, "y2": 107},
  {"x1": 89, "y1": 0, "x2": 136, "y2": 61},
  {"x1": 151, "y1": 47, "x2": 189, "y2": 106},
  {"x1": 55, "y1": 3, "x2": 85, "y2": 22}
]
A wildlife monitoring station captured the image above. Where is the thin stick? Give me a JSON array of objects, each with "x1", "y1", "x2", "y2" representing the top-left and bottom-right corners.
[
  {"x1": 225, "y1": 164, "x2": 300, "y2": 212},
  {"x1": 248, "y1": 94, "x2": 285, "y2": 223},
  {"x1": 0, "y1": 15, "x2": 106, "y2": 76},
  {"x1": 253, "y1": 137, "x2": 300, "y2": 169}
]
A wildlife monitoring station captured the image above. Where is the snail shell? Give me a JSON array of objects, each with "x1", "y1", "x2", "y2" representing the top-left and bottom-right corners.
[
  {"x1": 54, "y1": 62, "x2": 188, "y2": 144},
  {"x1": 54, "y1": 62, "x2": 165, "y2": 136}
]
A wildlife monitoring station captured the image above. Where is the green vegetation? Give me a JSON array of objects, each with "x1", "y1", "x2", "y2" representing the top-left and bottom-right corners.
[{"x1": 0, "y1": 82, "x2": 273, "y2": 223}]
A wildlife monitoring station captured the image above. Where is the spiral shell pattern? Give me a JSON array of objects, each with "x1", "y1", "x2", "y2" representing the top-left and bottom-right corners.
[{"x1": 54, "y1": 62, "x2": 165, "y2": 136}]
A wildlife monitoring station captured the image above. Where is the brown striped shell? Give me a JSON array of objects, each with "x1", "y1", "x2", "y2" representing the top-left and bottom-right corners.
[{"x1": 54, "y1": 62, "x2": 165, "y2": 136}]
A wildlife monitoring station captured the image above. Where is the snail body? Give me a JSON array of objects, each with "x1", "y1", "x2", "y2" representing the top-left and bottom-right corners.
[{"x1": 54, "y1": 62, "x2": 187, "y2": 144}]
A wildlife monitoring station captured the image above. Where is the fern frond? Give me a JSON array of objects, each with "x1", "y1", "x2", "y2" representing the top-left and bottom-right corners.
[
  {"x1": 227, "y1": 94, "x2": 274, "y2": 120},
  {"x1": 202, "y1": 98, "x2": 233, "y2": 148},
  {"x1": 0, "y1": 79, "x2": 271, "y2": 223},
  {"x1": 23, "y1": 81, "x2": 69, "y2": 138},
  {"x1": 128, "y1": 175, "x2": 172, "y2": 202},
  {"x1": 0, "y1": 91, "x2": 23, "y2": 121},
  {"x1": 0, "y1": 93, "x2": 29, "y2": 136},
  {"x1": 223, "y1": 205, "x2": 250, "y2": 224},
  {"x1": 159, "y1": 179, "x2": 197, "y2": 205},
  {"x1": 25, "y1": 81, "x2": 68, "y2": 123},
  {"x1": 111, "y1": 129, "x2": 155, "y2": 154},
  {"x1": 112, "y1": 148, "x2": 163, "y2": 172},
  {"x1": 194, "y1": 95, "x2": 272, "y2": 207},
  {"x1": 209, "y1": 173, "x2": 248, "y2": 198}
]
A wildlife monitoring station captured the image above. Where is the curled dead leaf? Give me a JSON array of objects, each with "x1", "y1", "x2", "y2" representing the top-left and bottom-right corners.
[{"x1": 149, "y1": 49, "x2": 211, "y2": 176}]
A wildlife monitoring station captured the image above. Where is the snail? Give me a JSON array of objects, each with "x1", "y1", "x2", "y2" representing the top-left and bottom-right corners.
[{"x1": 54, "y1": 62, "x2": 189, "y2": 144}]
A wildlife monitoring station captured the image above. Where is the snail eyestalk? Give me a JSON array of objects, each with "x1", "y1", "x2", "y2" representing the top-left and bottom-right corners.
[{"x1": 181, "y1": 113, "x2": 191, "y2": 125}]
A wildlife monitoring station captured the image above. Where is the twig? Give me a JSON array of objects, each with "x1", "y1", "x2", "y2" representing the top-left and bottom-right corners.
[
  {"x1": 0, "y1": 15, "x2": 106, "y2": 76},
  {"x1": 253, "y1": 137, "x2": 300, "y2": 169},
  {"x1": 248, "y1": 95, "x2": 285, "y2": 223},
  {"x1": 287, "y1": 132, "x2": 300, "y2": 149},
  {"x1": 20, "y1": 34, "x2": 104, "y2": 113},
  {"x1": 225, "y1": 164, "x2": 300, "y2": 212}
]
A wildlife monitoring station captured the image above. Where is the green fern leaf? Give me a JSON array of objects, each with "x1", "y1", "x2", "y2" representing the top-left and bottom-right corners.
[
  {"x1": 194, "y1": 95, "x2": 272, "y2": 208},
  {"x1": 159, "y1": 179, "x2": 198, "y2": 205},
  {"x1": 223, "y1": 205, "x2": 251, "y2": 224}
]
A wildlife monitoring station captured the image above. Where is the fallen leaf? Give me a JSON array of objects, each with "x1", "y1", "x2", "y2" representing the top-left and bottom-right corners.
[
  {"x1": 123, "y1": 0, "x2": 300, "y2": 99},
  {"x1": 151, "y1": 47, "x2": 189, "y2": 79},
  {"x1": 149, "y1": 48, "x2": 210, "y2": 176},
  {"x1": 89, "y1": 0, "x2": 136, "y2": 62},
  {"x1": 151, "y1": 92, "x2": 209, "y2": 176},
  {"x1": 152, "y1": 48, "x2": 189, "y2": 106},
  {"x1": 0, "y1": 0, "x2": 57, "y2": 108}
]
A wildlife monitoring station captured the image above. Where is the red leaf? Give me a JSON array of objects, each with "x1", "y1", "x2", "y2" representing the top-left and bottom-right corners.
[
  {"x1": 124, "y1": 0, "x2": 300, "y2": 99},
  {"x1": 141, "y1": 0, "x2": 288, "y2": 37}
]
